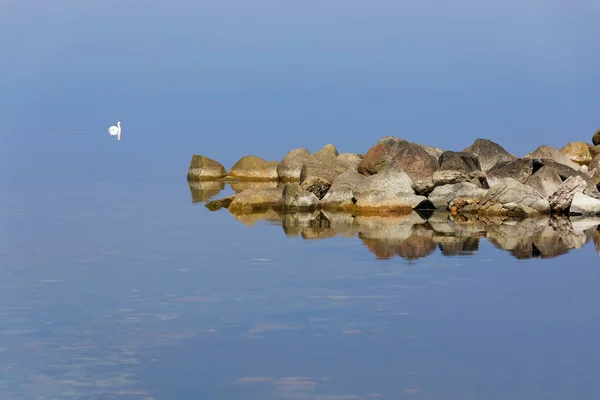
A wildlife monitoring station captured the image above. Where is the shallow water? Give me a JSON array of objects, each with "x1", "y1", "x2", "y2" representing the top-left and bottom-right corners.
[{"x1": 1, "y1": 179, "x2": 599, "y2": 400}]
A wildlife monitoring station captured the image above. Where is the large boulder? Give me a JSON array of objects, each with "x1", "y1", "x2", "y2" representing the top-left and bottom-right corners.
[
  {"x1": 593, "y1": 127, "x2": 600, "y2": 146},
  {"x1": 277, "y1": 148, "x2": 315, "y2": 182},
  {"x1": 300, "y1": 160, "x2": 348, "y2": 185},
  {"x1": 387, "y1": 142, "x2": 439, "y2": 181},
  {"x1": 525, "y1": 145, "x2": 580, "y2": 170},
  {"x1": 314, "y1": 144, "x2": 339, "y2": 163},
  {"x1": 320, "y1": 189, "x2": 356, "y2": 212},
  {"x1": 355, "y1": 192, "x2": 415, "y2": 215},
  {"x1": 462, "y1": 138, "x2": 516, "y2": 172},
  {"x1": 475, "y1": 178, "x2": 550, "y2": 217},
  {"x1": 228, "y1": 156, "x2": 279, "y2": 181},
  {"x1": 334, "y1": 153, "x2": 362, "y2": 171},
  {"x1": 486, "y1": 158, "x2": 533, "y2": 187},
  {"x1": 328, "y1": 170, "x2": 369, "y2": 192},
  {"x1": 569, "y1": 192, "x2": 600, "y2": 216},
  {"x1": 548, "y1": 175, "x2": 588, "y2": 214},
  {"x1": 282, "y1": 183, "x2": 319, "y2": 212},
  {"x1": 438, "y1": 151, "x2": 481, "y2": 173},
  {"x1": 360, "y1": 166, "x2": 415, "y2": 196},
  {"x1": 560, "y1": 142, "x2": 593, "y2": 166},
  {"x1": 524, "y1": 166, "x2": 563, "y2": 199},
  {"x1": 357, "y1": 143, "x2": 402, "y2": 176},
  {"x1": 228, "y1": 187, "x2": 284, "y2": 213},
  {"x1": 428, "y1": 182, "x2": 487, "y2": 209},
  {"x1": 531, "y1": 158, "x2": 588, "y2": 181},
  {"x1": 187, "y1": 155, "x2": 227, "y2": 181},
  {"x1": 378, "y1": 136, "x2": 444, "y2": 160}
]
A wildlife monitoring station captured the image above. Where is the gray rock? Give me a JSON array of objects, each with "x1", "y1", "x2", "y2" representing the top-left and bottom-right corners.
[
  {"x1": 569, "y1": 192, "x2": 600, "y2": 216},
  {"x1": 329, "y1": 170, "x2": 368, "y2": 192},
  {"x1": 300, "y1": 160, "x2": 347, "y2": 185},
  {"x1": 321, "y1": 189, "x2": 356, "y2": 212},
  {"x1": 187, "y1": 154, "x2": 227, "y2": 181},
  {"x1": 228, "y1": 156, "x2": 279, "y2": 181},
  {"x1": 531, "y1": 158, "x2": 588, "y2": 181},
  {"x1": 360, "y1": 166, "x2": 415, "y2": 196},
  {"x1": 526, "y1": 145, "x2": 580, "y2": 170},
  {"x1": 282, "y1": 183, "x2": 319, "y2": 212},
  {"x1": 438, "y1": 151, "x2": 481, "y2": 173},
  {"x1": 314, "y1": 144, "x2": 339, "y2": 163},
  {"x1": 476, "y1": 178, "x2": 550, "y2": 217},
  {"x1": 300, "y1": 177, "x2": 331, "y2": 200},
  {"x1": 334, "y1": 153, "x2": 362, "y2": 171},
  {"x1": 412, "y1": 170, "x2": 470, "y2": 195},
  {"x1": 277, "y1": 148, "x2": 315, "y2": 182},
  {"x1": 462, "y1": 138, "x2": 516, "y2": 172},
  {"x1": 593, "y1": 127, "x2": 600, "y2": 146},
  {"x1": 428, "y1": 182, "x2": 488, "y2": 209},
  {"x1": 548, "y1": 175, "x2": 588, "y2": 214},
  {"x1": 524, "y1": 166, "x2": 563, "y2": 199},
  {"x1": 378, "y1": 136, "x2": 444, "y2": 160},
  {"x1": 486, "y1": 158, "x2": 533, "y2": 187}
]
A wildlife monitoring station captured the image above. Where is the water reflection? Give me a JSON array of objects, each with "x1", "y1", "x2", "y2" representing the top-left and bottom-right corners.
[
  {"x1": 188, "y1": 180, "x2": 225, "y2": 203},
  {"x1": 195, "y1": 181, "x2": 600, "y2": 260}
]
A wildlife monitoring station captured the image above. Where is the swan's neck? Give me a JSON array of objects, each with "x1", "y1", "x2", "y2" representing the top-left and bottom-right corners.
[{"x1": 117, "y1": 121, "x2": 121, "y2": 128}]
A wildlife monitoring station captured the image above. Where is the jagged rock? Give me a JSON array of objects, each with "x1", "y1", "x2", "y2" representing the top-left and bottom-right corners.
[
  {"x1": 428, "y1": 182, "x2": 487, "y2": 209},
  {"x1": 334, "y1": 153, "x2": 362, "y2": 171},
  {"x1": 569, "y1": 192, "x2": 600, "y2": 216},
  {"x1": 205, "y1": 195, "x2": 235, "y2": 211},
  {"x1": 300, "y1": 177, "x2": 331, "y2": 200},
  {"x1": 321, "y1": 189, "x2": 356, "y2": 212},
  {"x1": 560, "y1": 141, "x2": 593, "y2": 166},
  {"x1": 476, "y1": 178, "x2": 550, "y2": 217},
  {"x1": 593, "y1": 127, "x2": 600, "y2": 146},
  {"x1": 228, "y1": 187, "x2": 284, "y2": 213},
  {"x1": 355, "y1": 192, "x2": 414, "y2": 215},
  {"x1": 486, "y1": 158, "x2": 533, "y2": 187},
  {"x1": 548, "y1": 175, "x2": 588, "y2": 214},
  {"x1": 277, "y1": 148, "x2": 315, "y2": 182},
  {"x1": 448, "y1": 197, "x2": 481, "y2": 215},
  {"x1": 282, "y1": 183, "x2": 319, "y2": 212},
  {"x1": 524, "y1": 166, "x2": 563, "y2": 198},
  {"x1": 526, "y1": 145, "x2": 580, "y2": 170},
  {"x1": 314, "y1": 144, "x2": 339, "y2": 163},
  {"x1": 228, "y1": 156, "x2": 279, "y2": 181},
  {"x1": 438, "y1": 151, "x2": 481, "y2": 173},
  {"x1": 187, "y1": 154, "x2": 227, "y2": 181},
  {"x1": 462, "y1": 138, "x2": 516, "y2": 172}
]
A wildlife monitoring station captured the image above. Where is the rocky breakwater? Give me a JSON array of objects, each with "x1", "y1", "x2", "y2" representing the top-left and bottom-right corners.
[{"x1": 189, "y1": 129, "x2": 600, "y2": 218}]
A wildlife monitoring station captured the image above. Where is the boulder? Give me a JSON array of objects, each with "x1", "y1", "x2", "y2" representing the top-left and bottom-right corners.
[
  {"x1": 548, "y1": 175, "x2": 588, "y2": 214},
  {"x1": 228, "y1": 187, "x2": 284, "y2": 213},
  {"x1": 277, "y1": 148, "x2": 315, "y2": 182},
  {"x1": 328, "y1": 170, "x2": 369, "y2": 192},
  {"x1": 438, "y1": 151, "x2": 481, "y2": 173},
  {"x1": 355, "y1": 192, "x2": 414, "y2": 215},
  {"x1": 357, "y1": 143, "x2": 402, "y2": 176},
  {"x1": 486, "y1": 158, "x2": 533, "y2": 187},
  {"x1": 569, "y1": 192, "x2": 600, "y2": 216},
  {"x1": 360, "y1": 166, "x2": 415, "y2": 196},
  {"x1": 187, "y1": 154, "x2": 227, "y2": 181},
  {"x1": 412, "y1": 170, "x2": 470, "y2": 195},
  {"x1": 526, "y1": 145, "x2": 580, "y2": 170},
  {"x1": 378, "y1": 136, "x2": 444, "y2": 160},
  {"x1": 314, "y1": 144, "x2": 339, "y2": 163},
  {"x1": 428, "y1": 182, "x2": 487, "y2": 209},
  {"x1": 560, "y1": 141, "x2": 592, "y2": 166},
  {"x1": 334, "y1": 153, "x2": 362, "y2": 171},
  {"x1": 593, "y1": 127, "x2": 600, "y2": 146},
  {"x1": 476, "y1": 178, "x2": 550, "y2": 217},
  {"x1": 590, "y1": 154, "x2": 600, "y2": 173},
  {"x1": 387, "y1": 142, "x2": 439, "y2": 181},
  {"x1": 282, "y1": 183, "x2": 319, "y2": 212},
  {"x1": 531, "y1": 158, "x2": 587, "y2": 181},
  {"x1": 321, "y1": 189, "x2": 356, "y2": 212},
  {"x1": 228, "y1": 156, "x2": 279, "y2": 181},
  {"x1": 300, "y1": 160, "x2": 347, "y2": 185},
  {"x1": 300, "y1": 177, "x2": 331, "y2": 200},
  {"x1": 524, "y1": 166, "x2": 563, "y2": 199},
  {"x1": 462, "y1": 138, "x2": 516, "y2": 172},
  {"x1": 589, "y1": 145, "x2": 600, "y2": 159}
]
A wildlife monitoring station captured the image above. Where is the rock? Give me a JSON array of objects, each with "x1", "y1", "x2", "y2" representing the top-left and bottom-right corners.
[
  {"x1": 548, "y1": 175, "x2": 588, "y2": 214},
  {"x1": 526, "y1": 145, "x2": 580, "y2": 170},
  {"x1": 560, "y1": 141, "x2": 592, "y2": 166},
  {"x1": 329, "y1": 170, "x2": 369, "y2": 192},
  {"x1": 438, "y1": 151, "x2": 481, "y2": 173},
  {"x1": 524, "y1": 166, "x2": 563, "y2": 198},
  {"x1": 486, "y1": 158, "x2": 533, "y2": 187},
  {"x1": 593, "y1": 127, "x2": 600, "y2": 146},
  {"x1": 580, "y1": 165, "x2": 589, "y2": 173},
  {"x1": 321, "y1": 189, "x2": 356, "y2": 212},
  {"x1": 300, "y1": 177, "x2": 331, "y2": 200},
  {"x1": 314, "y1": 144, "x2": 339, "y2": 163},
  {"x1": 531, "y1": 158, "x2": 587, "y2": 181},
  {"x1": 448, "y1": 197, "x2": 482, "y2": 215},
  {"x1": 361, "y1": 166, "x2": 415, "y2": 196},
  {"x1": 476, "y1": 178, "x2": 550, "y2": 217},
  {"x1": 428, "y1": 182, "x2": 488, "y2": 209},
  {"x1": 412, "y1": 177, "x2": 435, "y2": 196},
  {"x1": 589, "y1": 144, "x2": 600, "y2": 159},
  {"x1": 277, "y1": 148, "x2": 315, "y2": 182},
  {"x1": 594, "y1": 228, "x2": 600, "y2": 255},
  {"x1": 569, "y1": 192, "x2": 600, "y2": 216},
  {"x1": 386, "y1": 142, "x2": 439, "y2": 182},
  {"x1": 590, "y1": 154, "x2": 600, "y2": 173},
  {"x1": 334, "y1": 153, "x2": 362, "y2": 171},
  {"x1": 228, "y1": 156, "x2": 279, "y2": 181},
  {"x1": 187, "y1": 154, "x2": 227, "y2": 181},
  {"x1": 205, "y1": 195, "x2": 235, "y2": 211},
  {"x1": 228, "y1": 187, "x2": 284, "y2": 213},
  {"x1": 378, "y1": 136, "x2": 444, "y2": 160},
  {"x1": 462, "y1": 138, "x2": 516, "y2": 172},
  {"x1": 412, "y1": 170, "x2": 470, "y2": 196},
  {"x1": 357, "y1": 143, "x2": 402, "y2": 176},
  {"x1": 355, "y1": 192, "x2": 414, "y2": 215},
  {"x1": 282, "y1": 183, "x2": 319, "y2": 212},
  {"x1": 300, "y1": 160, "x2": 347, "y2": 184}
]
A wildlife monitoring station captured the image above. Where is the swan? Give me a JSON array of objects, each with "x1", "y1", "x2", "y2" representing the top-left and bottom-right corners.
[{"x1": 108, "y1": 121, "x2": 121, "y2": 140}]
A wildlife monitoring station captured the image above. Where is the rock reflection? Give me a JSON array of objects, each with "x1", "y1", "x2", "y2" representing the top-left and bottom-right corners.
[{"x1": 188, "y1": 180, "x2": 225, "y2": 202}]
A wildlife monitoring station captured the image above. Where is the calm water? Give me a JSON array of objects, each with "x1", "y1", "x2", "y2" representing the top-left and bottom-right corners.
[{"x1": 1, "y1": 177, "x2": 599, "y2": 400}]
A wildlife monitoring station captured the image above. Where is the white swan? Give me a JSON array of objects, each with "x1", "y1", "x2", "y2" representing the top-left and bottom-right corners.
[{"x1": 108, "y1": 121, "x2": 121, "y2": 140}]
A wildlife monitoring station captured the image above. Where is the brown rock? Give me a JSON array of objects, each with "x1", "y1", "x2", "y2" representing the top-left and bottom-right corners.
[
  {"x1": 438, "y1": 151, "x2": 481, "y2": 173},
  {"x1": 593, "y1": 127, "x2": 600, "y2": 146},
  {"x1": 378, "y1": 136, "x2": 444, "y2": 160},
  {"x1": 187, "y1": 154, "x2": 227, "y2": 181},
  {"x1": 277, "y1": 148, "x2": 315, "y2": 182},
  {"x1": 548, "y1": 175, "x2": 588, "y2": 214},
  {"x1": 357, "y1": 143, "x2": 402, "y2": 176},
  {"x1": 228, "y1": 156, "x2": 279, "y2": 181},
  {"x1": 387, "y1": 142, "x2": 439, "y2": 181},
  {"x1": 228, "y1": 187, "x2": 284, "y2": 213},
  {"x1": 314, "y1": 144, "x2": 339, "y2": 163},
  {"x1": 560, "y1": 141, "x2": 592, "y2": 166},
  {"x1": 355, "y1": 192, "x2": 414, "y2": 215},
  {"x1": 300, "y1": 177, "x2": 331, "y2": 200},
  {"x1": 462, "y1": 138, "x2": 516, "y2": 172}
]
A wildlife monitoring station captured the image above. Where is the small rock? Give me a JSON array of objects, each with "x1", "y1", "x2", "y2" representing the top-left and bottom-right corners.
[
  {"x1": 569, "y1": 192, "x2": 600, "y2": 216},
  {"x1": 548, "y1": 175, "x2": 588, "y2": 214},
  {"x1": 187, "y1": 154, "x2": 227, "y2": 181}
]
